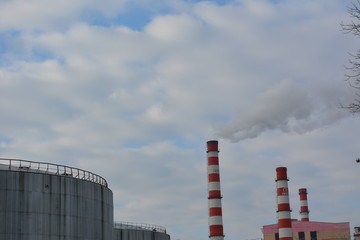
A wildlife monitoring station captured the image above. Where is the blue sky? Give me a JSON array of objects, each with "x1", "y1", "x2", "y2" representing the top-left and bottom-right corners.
[{"x1": 0, "y1": 0, "x2": 360, "y2": 240}]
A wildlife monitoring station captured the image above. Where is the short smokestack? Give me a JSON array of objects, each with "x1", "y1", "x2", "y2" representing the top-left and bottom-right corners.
[
  {"x1": 299, "y1": 188, "x2": 310, "y2": 221},
  {"x1": 207, "y1": 140, "x2": 225, "y2": 240},
  {"x1": 276, "y1": 167, "x2": 293, "y2": 240}
]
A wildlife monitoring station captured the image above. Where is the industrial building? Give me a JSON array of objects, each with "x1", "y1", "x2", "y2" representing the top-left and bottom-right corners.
[
  {"x1": 354, "y1": 226, "x2": 360, "y2": 240},
  {"x1": 204, "y1": 141, "x2": 354, "y2": 240},
  {"x1": 263, "y1": 221, "x2": 351, "y2": 240},
  {"x1": 0, "y1": 158, "x2": 171, "y2": 240},
  {"x1": 262, "y1": 167, "x2": 351, "y2": 240},
  {"x1": 1, "y1": 143, "x2": 356, "y2": 240}
]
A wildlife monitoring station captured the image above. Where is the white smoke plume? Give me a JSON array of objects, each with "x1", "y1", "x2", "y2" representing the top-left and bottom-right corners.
[{"x1": 215, "y1": 80, "x2": 350, "y2": 142}]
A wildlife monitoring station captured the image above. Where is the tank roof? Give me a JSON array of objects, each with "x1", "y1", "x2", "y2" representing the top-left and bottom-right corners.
[
  {"x1": 0, "y1": 158, "x2": 108, "y2": 187},
  {"x1": 114, "y1": 221, "x2": 167, "y2": 233}
]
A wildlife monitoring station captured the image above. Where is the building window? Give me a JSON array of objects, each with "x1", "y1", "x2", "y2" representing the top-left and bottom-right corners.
[
  {"x1": 299, "y1": 232, "x2": 305, "y2": 240},
  {"x1": 310, "y1": 231, "x2": 317, "y2": 240}
]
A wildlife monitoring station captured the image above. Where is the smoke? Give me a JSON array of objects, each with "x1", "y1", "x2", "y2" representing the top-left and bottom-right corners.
[{"x1": 215, "y1": 80, "x2": 350, "y2": 142}]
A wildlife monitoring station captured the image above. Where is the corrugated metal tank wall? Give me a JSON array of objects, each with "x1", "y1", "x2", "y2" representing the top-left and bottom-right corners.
[
  {"x1": 0, "y1": 170, "x2": 113, "y2": 240},
  {"x1": 113, "y1": 229, "x2": 170, "y2": 240}
]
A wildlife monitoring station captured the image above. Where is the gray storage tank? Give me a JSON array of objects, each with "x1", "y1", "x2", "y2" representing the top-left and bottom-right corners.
[
  {"x1": 0, "y1": 158, "x2": 113, "y2": 240},
  {"x1": 113, "y1": 222, "x2": 170, "y2": 240}
]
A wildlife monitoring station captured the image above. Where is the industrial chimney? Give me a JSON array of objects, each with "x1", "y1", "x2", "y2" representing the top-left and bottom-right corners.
[
  {"x1": 299, "y1": 188, "x2": 310, "y2": 221},
  {"x1": 276, "y1": 167, "x2": 293, "y2": 240},
  {"x1": 207, "y1": 140, "x2": 225, "y2": 240}
]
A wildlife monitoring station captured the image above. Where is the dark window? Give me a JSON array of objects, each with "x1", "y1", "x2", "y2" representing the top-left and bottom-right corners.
[
  {"x1": 275, "y1": 233, "x2": 279, "y2": 240},
  {"x1": 310, "y1": 231, "x2": 317, "y2": 240},
  {"x1": 299, "y1": 232, "x2": 305, "y2": 240}
]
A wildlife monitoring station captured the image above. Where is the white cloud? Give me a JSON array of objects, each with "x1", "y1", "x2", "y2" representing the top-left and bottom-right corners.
[
  {"x1": 0, "y1": 0, "x2": 129, "y2": 31},
  {"x1": 145, "y1": 14, "x2": 204, "y2": 42}
]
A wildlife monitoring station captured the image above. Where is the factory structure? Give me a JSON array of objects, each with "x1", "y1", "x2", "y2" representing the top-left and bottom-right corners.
[
  {"x1": 262, "y1": 166, "x2": 351, "y2": 240},
  {"x1": 0, "y1": 141, "x2": 357, "y2": 240},
  {"x1": 206, "y1": 140, "x2": 354, "y2": 240},
  {"x1": 354, "y1": 227, "x2": 360, "y2": 240},
  {"x1": 0, "y1": 158, "x2": 170, "y2": 240}
]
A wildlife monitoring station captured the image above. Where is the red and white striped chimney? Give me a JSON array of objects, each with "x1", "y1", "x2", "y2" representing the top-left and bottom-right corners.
[
  {"x1": 299, "y1": 188, "x2": 309, "y2": 221},
  {"x1": 276, "y1": 167, "x2": 293, "y2": 240},
  {"x1": 207, "y1": 140, "x2": 224, "y2": 240}
]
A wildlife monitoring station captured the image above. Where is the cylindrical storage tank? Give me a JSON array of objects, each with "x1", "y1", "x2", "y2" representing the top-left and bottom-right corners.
[
  {"x1": 275, "y1": 167, "x2": 292, "y2": 240},
  {"x1": 0, "y1": 159, "x2": 113, "y2": 240},
  {"x1": 113, "y1": 222, "x2": 170, "y2": 240}
]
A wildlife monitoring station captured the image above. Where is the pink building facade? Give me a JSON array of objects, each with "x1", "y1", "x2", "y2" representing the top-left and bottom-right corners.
[{"x1": 263, "y1": 221, "x2": 350, "y2": 240}]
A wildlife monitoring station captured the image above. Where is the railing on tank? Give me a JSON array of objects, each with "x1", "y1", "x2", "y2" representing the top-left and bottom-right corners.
[
  {"x1": 0, "y1": 158, "x2": 108, "y2": 187},
  {"x1": 114, "y1": 221, "x2": 167, "y2": 234}
]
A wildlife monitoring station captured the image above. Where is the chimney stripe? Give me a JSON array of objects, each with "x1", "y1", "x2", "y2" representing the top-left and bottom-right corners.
[
  {"x1": 277, "y1": 196, "x2": 290, "y2": 204},
  {"x1": 209, "y1": 216, "x2": 224, "y2": 224},
  {"x1": 278, "y1": 211, "x2": 292, "y2": 219},
  {"x1": 209, "y1": 174, "x2": 220, "y2": 182},
  {"x1": 209, "y1": 226, "x2": 224, "y2": 236},
  {"x1": 300, "y1": 206, "x2": 308, "y2": 211},
  {"x1": 278, "y1": 219, "x2": 292, "y2": 228},
  {"x1": 208, "y1": 158, "x2": 219, "y2": 165},
  {"x1": 208, "y1": 182, "x2": 221, "y2": 191},
  {"x1": 209, "y1": 199, "x2": 222, "y2": 208},
  {"x1": 209, "y1": 207, "x2": 223, "y2": 216},
  {"x1": 209, "y1": 191, "x2": 222, "y2": 198},
  {"x1": 208, "y1": 165, "x2": 220, "y2": 173},
  {"x1": 276, "y1": 181, "x2": 289, "y2": 188},
  {"x1": 278, "y1": 204, "x2": 291, "y2": 211},
  {"x1": 277, "y1": 188, "x2": 289, "y2": 196}
]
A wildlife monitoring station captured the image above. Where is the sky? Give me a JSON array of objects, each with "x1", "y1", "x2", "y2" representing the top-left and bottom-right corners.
[{"x1": 0, "y1": 0, "x2": 360, "y2": 239}]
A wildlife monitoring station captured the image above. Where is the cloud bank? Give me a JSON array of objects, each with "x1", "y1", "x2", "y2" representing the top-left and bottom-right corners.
[{"x1": 0, "y1": 1, "x2": 359, "y2": 240}]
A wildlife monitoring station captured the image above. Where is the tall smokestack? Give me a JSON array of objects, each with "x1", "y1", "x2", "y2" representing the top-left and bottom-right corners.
[
  {"x1": 299, "y1": 188, "x2": 309, "y2": 221},
  {"x1": 207, "y1": 140, "x2": 225, "y2": 240},
  {"x1": 276, "y1": 167, "x2": 293, "y2": 240}
]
